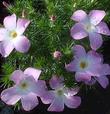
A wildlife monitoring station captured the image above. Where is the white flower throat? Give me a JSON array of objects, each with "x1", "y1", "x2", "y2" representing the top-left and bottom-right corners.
[{"x1": 84, "y1": 23, "x2": 95, "y2": 32}]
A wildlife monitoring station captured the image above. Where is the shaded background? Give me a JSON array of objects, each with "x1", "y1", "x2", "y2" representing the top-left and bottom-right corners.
[{"x1": 0, "y1": 0, "x2": 110, "y2": 114}]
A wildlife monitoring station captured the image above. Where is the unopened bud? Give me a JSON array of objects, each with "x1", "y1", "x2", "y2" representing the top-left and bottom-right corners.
[
  {"x1": 53, "y1": 51, "x2": 62, "y2": 60},
  {"x1": 50, "y1": 15, "x2": 56, "y2": 22}
]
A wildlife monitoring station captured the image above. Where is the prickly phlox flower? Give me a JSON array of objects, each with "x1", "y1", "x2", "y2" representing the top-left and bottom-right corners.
[
  {"x1": 0, "y1": 14, "x2": 30, "y2": 57},
  {"x1": 41, "y1": 76, "x2": 81, "y2": 112},
  {"x1": 71, "y1": 10, "x2": 110, "y2": 50},
  {"x1": 66, "y1": 45, "x2": 110, "y2": 88},
  {"x1": 1, "y1": 68, "x2": 47, "y2": 111}
]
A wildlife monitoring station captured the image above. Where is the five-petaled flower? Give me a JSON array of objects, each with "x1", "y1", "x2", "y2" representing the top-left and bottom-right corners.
[
  {"x1": 1, "y1": 67, "x2": 47, "y2": 111},
  {"x1": 66, "y1": 45, "x2": 110, "y2": 88},
  {"x1": 0, "y1": 14, "x2": 30, "y2": 57},
  {"x1": 41, "y1": 76, "x2": 81, "y2": 112},
  {"x1": 71, "y1": 10, "x2": 110, "y2": 50}
]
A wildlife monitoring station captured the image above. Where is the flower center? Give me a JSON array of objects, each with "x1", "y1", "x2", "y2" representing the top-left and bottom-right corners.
[
  {"x1": 80, "y1": 61, "x2": 88, "y2": 69},
  {"x1": 20, "y1": 82, "x2": 28, "y2": 90},
  {"x1": 57, "y1": 89, "x2": 63, "y2": 96},
  {"x1": 10, "y1": 31, "x2": 17, "y2": 38},
  {"x1": 84, "y1": 23, "x2": 95, "y2": 32}
]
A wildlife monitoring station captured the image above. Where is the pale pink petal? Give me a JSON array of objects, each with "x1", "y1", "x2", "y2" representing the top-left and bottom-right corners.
[
  {"x1": 96, "y1": 76, "x2": 109, "y2": 88},
  {"x1": 3, "y1": 14, "x2": 16, "y2": 31},
  {"x1": 16, "y1": 19, "x2": 30, "y2": 35},
  {"x1": 0, "y1": 28, "x2": 8, "y2": 41},
  {"x1": 13, "y1": 35, "x2": 30, "y2": 53},
  {"x1": 75, "y1": 72, "x2": 91, "y2": 82},
  {"x1": 33, "y1": 80, "x2": 48, "y2": 96},
  {"x1": 49, "y1": 76, "x2": 64, "y2": 89},
  {"x1": 99, "y1": 64, "x2": 110, "y2": 75},
  {"x1": 64, "y1": 96, "x2": 81, "y2": 108},
  {"x1": 86, "y1": 64, "x2": 102, "y2": 77},
  {"x1": 71, "y1": 23, "x2": 88, "y2": 39},
  {"x1": 64, "y1": 87, "x2": 80, "y2": 96},
  {"x1": 96, "y1": 22, "x2": 110, "y2": 35},
  {"x1": 89, "y1": 10, "x2": 106, "y2": 25},
  {"x1": 1, "y1": 87, "x2": 21, "y2": 105},
  {"x1": 47, "y1": 96, "x2": 64, "y2": 112},
  {"x1": 87, "y1": 51, "x2": 103, "y2": 64},
  {"x1": 71, "y1": 10, "x2": 87, "y2": 22},
  {"x1": 11, "y1": 70, "x2": 24, "y2": 84},
  {"x1": 65, "y1": 60, "x2": 78, "y2": 72},
  {"x1": 85, "y1": 78, "x2": 96, "y2": 85},
  {"x1": 41, "y1": 91, "x2": 55, "y2": 104},
  {"x1": 89, "y1": 32, "x2": 103, "y2": 50},
  {"x1": 21, "y1": 93, "x2": 38, "y2": 111},
  {"x1": 0, "y1": 41, "x2": 14, "y2": 57},
  {"x1": 24, "y1": 67, "x2": 41, "y2": 81},
  {"x1": 73, "y1": 45, "x2": 86, "y2": 58}
]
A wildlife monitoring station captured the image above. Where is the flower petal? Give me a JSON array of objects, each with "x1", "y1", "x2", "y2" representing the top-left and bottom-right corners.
[
  {"x1": 16, "y1": 19, "x2": 30, "y2": 35},
  {"x1": 1, "y1": 87, "x2": 21, "y2": 105},
  {"x1": 96, "y1": 22, "x2": 110, "y2": 35},
  {"x1": 21, "y1": 93, "x2": 38, "y2": 111},
  {"x1": 65, "y1": 60, "x2": 78, "y2": 72},
  {"x1": 0, "y1": 28, "x2": 8, "y2": 41},
  {"x1": 86, "y1": 64, "x2": 102, "y2": 77},
  {"x1": 64, "y1": 96, "x2": 81, "y2": 109},
  {"x1": 89, "y1": 32, "x2": 103, "y2": 50},
  {"x1": 24, "y1": 67, "x2": 41, "y2": 81},
  {"x1": 75, "y1": 72, "x2": 91, "y2": 82},
  {"x1": 73, "y1": 45, "x2": 86, "y2": 58},
  {"x1": 47, "y1": 96, "x2": 64, "y2": 112},
  {"x1": 85, "y1": 78, "x2": 96, "y2": 85},
  {"x1": 89, "y1": 10, "x2": 106, "y2": 25},
  {"x1": 11, "y1": 70, "x2": 24, "y2": 84},
  {"x1": 96, "y1": 76, "x2": 109, "y2": 88},
  {"x1": 64, "y1": 87, "x2": 80, "y2": 96},
  {"x1": 41, "y1": 91, "x2": 55, "y2": 104},
  {"x1": 99, "y1": 64, "x2": 110, "y2": 75},
  {"x1": 4, "y1": 14, "x2": 16, "y2": 31},
  {"x1": 34, "y1": 80, "x2": 48, "y2": 96},
  {"x1": 0, "y1": 41, "x2": 14, "y2": 57},
  {"x1": 49, "y1": 76, "x2": 64, "y2": 89},
  {"x1": 71, "y1": 10, "x2": 87, "y2": 22},
  {"x1": 71, "y1": 23, "x2": 88, "y2": 40},
  {"x1": 13, "y1": 35, "x2": 30, "y2": 53},
  {"x1": 87, "y1": 50, "x2": 103, "y2": 64}
]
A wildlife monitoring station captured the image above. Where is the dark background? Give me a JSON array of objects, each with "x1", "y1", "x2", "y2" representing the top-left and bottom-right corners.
[{"x1": 1, "y1": 0, "x2": 110, "y2": 114}]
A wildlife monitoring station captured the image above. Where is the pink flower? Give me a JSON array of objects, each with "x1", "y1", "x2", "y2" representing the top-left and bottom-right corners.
[
  {"x1": 1, "y1": 68, "x2": 47, "y2": 111},
  {"x1": 0, "y1": 14, "x2": 30, "y2": 57},
  {"x1": 41, "y1": 76, "x2": 81, "y2": 112},
  {"x1": 71, "y1": 10, "x2": 110, "y2": 50},
  {"x1": 66, "y1": 45, "x2": 110, "y2": 88}
]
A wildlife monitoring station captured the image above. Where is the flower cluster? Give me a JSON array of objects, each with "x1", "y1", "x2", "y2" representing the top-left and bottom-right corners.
[
  {"x1": 0, "y1": 9, "x2": 110, "y2": 112},
  {"x1": 1, "y1": 69, "x2": 81, "y2": 111}
]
